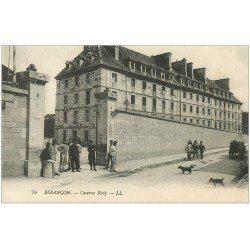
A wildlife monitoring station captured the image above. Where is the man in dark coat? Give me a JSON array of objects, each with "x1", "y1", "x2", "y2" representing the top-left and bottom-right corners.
[
  {"x1": 87, "y1": 140, "x2": 97, "y2": 171},
  {"x1": 199, "y1": 141, "x2": 206, "y2": 159},
  {"x1": 69, "y1": 140, "x2": 80, "y2": 172}
]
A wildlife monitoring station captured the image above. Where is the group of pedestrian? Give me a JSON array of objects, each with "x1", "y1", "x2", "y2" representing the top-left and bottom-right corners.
[
  {"x1": 185, "y1": 140, "x2": 206, "y2": 161},
  {"x1": 40, "y1": 138, "x2": 118, "y2": 177}
]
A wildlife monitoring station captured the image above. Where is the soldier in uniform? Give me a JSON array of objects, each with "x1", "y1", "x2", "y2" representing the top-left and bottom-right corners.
[
  {"x1": 87, "y1": 140, "x2": 97, "y2": 171},
  {"x1": 69, "y1": 140, "x2": 81, "y2": 172}
]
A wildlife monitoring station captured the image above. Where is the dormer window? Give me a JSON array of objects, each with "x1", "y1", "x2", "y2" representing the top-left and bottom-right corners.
[
  {"x1": 194, "y1": 83, "x2": 197, "y2": 88},
  {"x1": 66, "y1": 64, "x2": 69, "y2": 70},
  {"x1": 65, "y1": 79, "x2": 68, "y2": 88},
  {"x1": 161, "y1": 72, "x2": 165, "y2": 80},
  {"x1": 141, "y1": 65, "x2": 146, "y2": 75},
  {"x1": 130, "y1": 61, "x2": 136, "y2": 71},
  {"x1": 152, "y1": 68, "x2": 156, "y2": 77},
  {"x1": 188, "y1": 80, "x2": 191, "y2": 87},
  {"x1": 75, "y1": 76, "x2": 79, "y2": 86}
]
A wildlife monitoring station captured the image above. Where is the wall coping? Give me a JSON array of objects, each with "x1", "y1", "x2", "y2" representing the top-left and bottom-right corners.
[{"x1": 2, "y1": 83, "x2": 29, "y2": 95}]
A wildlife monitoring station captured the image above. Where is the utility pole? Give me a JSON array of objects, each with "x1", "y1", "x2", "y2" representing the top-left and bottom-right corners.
[{"x1": 13, "y1": 45, "x2": 16, "y2": 83}]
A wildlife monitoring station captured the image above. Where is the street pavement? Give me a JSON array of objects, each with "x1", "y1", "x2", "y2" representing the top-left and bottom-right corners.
[{"x1": 2, "y1": 147, "x2": 248, "y2": 203}]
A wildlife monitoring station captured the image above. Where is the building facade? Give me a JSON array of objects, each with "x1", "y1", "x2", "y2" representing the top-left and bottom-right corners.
[
  {"x1": 2, "y1": 64, "x2": 49, "y2": 176},
  {"x1": 55, "y1": 46, "x2": 245, "y2": 163}
]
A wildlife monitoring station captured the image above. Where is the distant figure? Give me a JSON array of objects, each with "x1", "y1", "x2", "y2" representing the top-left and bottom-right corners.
[
  {"x1": 104, "y1": 140, "x2": 113, "y2": 169},
  {"x1": 57, "y1": 143, "x2": 69, "y2": 172},
  {"x1": 110, "y1": 141, "x2": 117, "y2": 172},
  {"x1": 199, "y1": 141, "x2": 206, "y2": 159},
  {"x1": 185, "y1": 141, "x2": 192, "y2": 161},
  {"x1": 69, "y1": 140, "x2": 80, "y2": 172},
  {"x1": 40, "y1": 142, "x2": 57, "y2": 177},
  {"x1": 66, "y1": 139, "x2": 73, "y2": 171},
  {"x1": 239, "y1": 142, "x2": 246, "y2": 160},
  {"x1": 50, "y1": 139, "x2": 60, "y2": 175},
  {"x1": 87, "y1": 140, "x2": 97, "y2": 171},
  {"x1": 192, "y1": 140, "x2": 199, "y2": 159}
]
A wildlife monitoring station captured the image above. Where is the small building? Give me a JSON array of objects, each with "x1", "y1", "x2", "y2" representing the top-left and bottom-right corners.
[
  {"x1": 44, "y1": 114, "x2": 55, "y2": 139},
  {"x1": 54, "y1": 46, "x2": 246, "y2": 164},
  {"x1": 2, "y1": 64, "x2": 49, "y2": 176}
]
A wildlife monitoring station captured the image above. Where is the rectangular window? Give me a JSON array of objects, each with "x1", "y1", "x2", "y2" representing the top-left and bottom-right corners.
[
  {"x1": 219, "y1": 122, "x2": 222, "y2": 129},
  {"x1": 215, "y1": 122, "x2": 217, "y2": 129},
  {"x1": 153, "y1": 84, "x2": 156, "y2": 93},
  {"x1": 84, "y1": 130, "x2": 89, "y2": 142},
  {"x1": 86, "y1": 90, "x2": 90, "y2": 105},
  {"x1": 183, "y1": 91, "x2": 187, "y2": 98},
  {"x1": 183, "y1": 104, "x2": 186, "y2": 112},
  {"x1": 64, "y1": 95, "x2": 68, "y2": 105},
  {"x1": 74, "y1": 111, "x2": 79, "y2": 123},
  {"x1": 162, "y1": 86, "x2": 165, "y2": 93},
  {"x1": 171, "y1": 102, "x2": 174, "y2": 111},
  {"x1": 171, "y1": 89, "x2": 174, "y2": 96},
  {"x1": 142, "y1": 97, "x2": 146, "y2": 107},
  {"x1": 65, "y1": 79, "x2": 68, "y2": 88},
  {"x1": 63, "y1": 112, "x2": 67, "y2": 123},
  {"x1": 143, "y1": 81, "x2": 147, "y2": 90},
  {"x1": 202, "y1": 108, "x2": 205, "y2": 115},
  {"x1": 202, "y1": 96, "x2": 205, "y2": 102},
  {"x1": 86, "y1": 73, "x2": 90, "y2": 83},
  {"x1": 208, "y1": 109, "x2": 210, "y2": 115},
  {"x1": 72, "y1": 130, "x2": 77, "y2": 141},
  {"x1": 112, "y1": 73, "x2": 117, "y2": 83},
  {"x1": 196, "y1": 95, "x2": 199, "y2": 102},
  {"x1": 152, "y1": 98, "x2": 156, "y2": 111},
  {"x1": 130, "y1": 61, "x2": 135, "y2": 71},
  {"x1": 208, "y1": 120, "x2": 211, "y2": 127},
  {"x1": 75, "y1": 76, "x2": 79, "y2": 85},
  {"x1": 131, "y1": 78, "x2": 135, "y2": 88},
  {"x1": 190, "y1": 105, "x2": 193, "y2": 113},
  {"x1": 219, "y1": 111, "x2": 222, "y2": 118},
  {"x1": 152, "y1": 69, "x2": 156, "y2": 77},
  {"x1": 196, "y1": 107, "x2": 199, "y2": 114},
  {"x1": 63, "y1": 130, "x2": 67, "y2": 143},
  {"x1": 162, "y1": 100, "x2": 166, "y2": 110},
  {"x1": 74, "y1": 93, "x2": 78, "y2": 104},
  {"x1": 190, "y1": 93, "x2": 193, "y2": 100},
  {"x1": 131, "y1": 95, "x2": 135, "y2": 105},
  {"x1": 215, "y1": 100, "x2": 217, "y2": 106},
  {"x1": 215, "y1": 110, "x2": 217, "y2": 117},
  {"x1": 203, "y1": 120, "x2": 205, "y2": 126},
  {"x1": 220, "y1": 101, "x2": 222, "y2": 107},
  {"x1": 197, "y1": 119, "x2": 200, "y2": 124},
  {"x1": 190, "y1": 118, "x2": 193, "y2": 123},
  {"x1": 208, "y1": 97, "x2": 210, "y2": 103},
  {"x1": 85, "y1": 110, "x2": 90, "y2": 122},
  {"x1": 141, "y1": 65, "x2": 146, "y2": 74},
  {"x1": 183, "y1": 117, "x2": 187, "y2": 122}
]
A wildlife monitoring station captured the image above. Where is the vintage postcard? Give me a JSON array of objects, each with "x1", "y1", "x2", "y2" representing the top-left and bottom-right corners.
[{"x1": 1, "y1": 45, "x2": 249, "y2": 203}]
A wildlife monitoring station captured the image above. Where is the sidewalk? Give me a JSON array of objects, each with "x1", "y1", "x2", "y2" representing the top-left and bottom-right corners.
[{"x1": 115, "y1": 146, "x2": 229, "y2": 173}]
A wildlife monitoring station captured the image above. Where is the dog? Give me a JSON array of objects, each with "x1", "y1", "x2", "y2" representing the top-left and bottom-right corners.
[
  {"x1": 178, "y1": 166, "x2": 194, "y2": 174},
  {"x1": 209, "y1": 178, "x2": 225, "y2": 188}
]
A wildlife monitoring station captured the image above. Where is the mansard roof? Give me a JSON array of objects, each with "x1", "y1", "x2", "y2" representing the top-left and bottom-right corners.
[{"x1": 55, "y1": 46, "x2": 242, "y2": 104}]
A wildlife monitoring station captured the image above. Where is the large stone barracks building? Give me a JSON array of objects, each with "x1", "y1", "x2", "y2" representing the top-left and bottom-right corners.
[{"x1": 55, "y1": 46, "x2": 245, "y2": 163}]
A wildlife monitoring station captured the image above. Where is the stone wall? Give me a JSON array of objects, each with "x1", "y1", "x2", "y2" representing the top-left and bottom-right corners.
[
  {"x1": 112, "y1": 111, "x2": 248, "y2": 162},
  {"x1": 1, "y1": 85, "x2": 28, "y2": 176}
]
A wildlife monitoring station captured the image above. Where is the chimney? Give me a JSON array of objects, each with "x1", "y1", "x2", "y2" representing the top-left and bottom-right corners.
[
  {"x1": 215, "y1": 78, "x2": 230, "y2": 91},
  {"x1": 193, "y1": 68, "x2": 206, "y2": 82},
  {"x1": 153, "y1": 52, "x2": 172, "y2": 70},
  {"x1": 171, "y1": 58, "x2": 187, "y2": 76},
  {"x1": 114, "y1": 46, "x2": 119, "y2": 61},
  {"x1": 187, "y1": 62, "x2": 193, "y2": 79}
]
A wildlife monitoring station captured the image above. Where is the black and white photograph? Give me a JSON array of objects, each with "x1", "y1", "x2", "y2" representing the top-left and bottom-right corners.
[{"x1": 1, "y1": 45, "x2": 248, "y2": 202}]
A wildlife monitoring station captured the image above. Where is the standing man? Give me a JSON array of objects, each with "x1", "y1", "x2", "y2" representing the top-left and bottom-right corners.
[
  {"x1": 199, "y1": 141, "x2": 206, "y2": 160},
  {"x1": 192, "y1": 140, "x2": 199, "y2": 160},
  {"x1": 57, "y1": 143, "x2": 69, "y2": 172},
  {"x1": 104, "y1": 140, "x2": 113, "y2": 170},
  {"x1": 185, "y1": 141, "x2": 192, "y2": 161},
  {"x1": 110, "y1": 141, "x2": 117, "y2": 172},
  {"x1": 87, "y1": 140, "x2": 97, "y2": 171},
  {"x1": 50, "y1": 139, "x2": 60, "y2": 175},
  {"x1": 69, "y1": 140, "x2": 81, "y2": 172}
]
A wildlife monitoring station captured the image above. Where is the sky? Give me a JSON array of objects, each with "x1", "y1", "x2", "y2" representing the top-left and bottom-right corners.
[{"x1": 2, "y1": 45, "x2": 249, "y2": 113}]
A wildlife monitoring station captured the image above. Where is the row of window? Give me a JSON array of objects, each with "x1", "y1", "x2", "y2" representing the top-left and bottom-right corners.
[
  {"x1": 62, "y1": 130, "x2": 89, "y2": 144},
  {"x1": 61, "y1": 73, "x2": 94, "y2": 88},
  {"x1": 182, "y1": 118, "x2": 241, "y2": 131},
  {"x1": 63, "y1": 110, "x2": 90, "y2": 123},
  {"x1": 63, "y1": 91, "x2": 91, "y2": 105}
]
